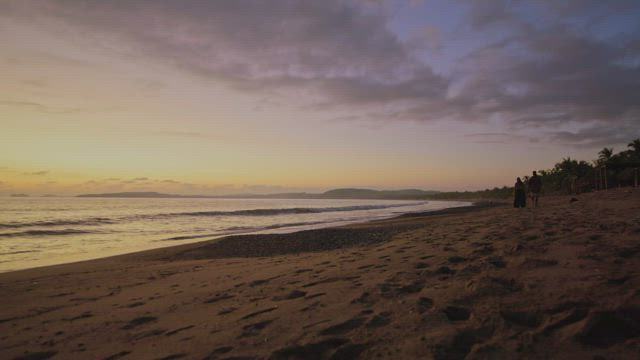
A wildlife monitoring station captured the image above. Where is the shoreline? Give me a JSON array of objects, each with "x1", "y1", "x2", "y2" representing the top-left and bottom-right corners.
[
  {"x1": 163, "y1": 201, "x2": 501, "y2": 261},
  {"x1": 1, "y1": 190, "x2": 638, "y2": 359},
  {"x1": 0, "y1": 200, "x2": 481, "y2": 276}
]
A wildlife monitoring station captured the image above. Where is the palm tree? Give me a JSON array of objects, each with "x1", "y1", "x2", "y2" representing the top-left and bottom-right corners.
[
  {"x1": 598, "y1": 147, "x2": 614, "y2": 162},
  {"x1": 626, "y1": 139, "x2": 640, "y2": 168},
  {"x1": 628, "y1": 139, "x2": 640, "y2": 154}
]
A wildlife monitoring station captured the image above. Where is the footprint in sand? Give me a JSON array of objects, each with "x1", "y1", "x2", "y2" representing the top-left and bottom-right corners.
[
  {"x1": 240, "y1": 319, "x2": 274, "y2": 338},
  {"x1": 305, "y1": 293, "x2": 326, "y2": 300},
  {"x1": 418, "y1": 297, "x2": 434, "y2": 314},
  {"x1": 486, "y1": 257, "x2": 506, "y2": 268},
  {"x1": 165, "y1": 325, "x2": 195, "y2": 336},
  {"x1": 302, "y1": 277, "x2": 354, "y2": 288},
  {"x1": 542, "y1": 307, "x2": 589, "y2": 335},
  {"x1": 520, "y1": 258, "x2": 559, "y2": 269},
  {"x1": 577, "y1": 307, "x2": 640, "y2": 347},
  {"x1": 47, "y1": 292, "x2": 75, "y2": 298},
  {"x1": 366, "y1": 312, "x2": 392, "y2": 328},
  {"x1": 249, "y1": 277, "x2": 276, "y2": 287},
  {"x1": 132, "y1": 328, "x2": 167, "y2": 340},
  {"x1": 126, "y1": 301, "x2": 146, "y2": 308},
  {"x1": 399, "y1": 280, "x2": 425, "y2": 294},
  {"x1": 102, "y1": 350, "x2": 131, "y2": 360},
  {"x1": 241, "y1": 307, "x2": 277, "y2": 320},
  {"x1": 434, "y1": 266, "x2": 456, "y2": 275},
  {"x1": 607, "y1": 275, "x2": 631, "y2": 285},
  {"x1": 460, "y1": 264, "x2": 482, "y2": 275},
  {"x1": 472, "y1": 245, "x2": 494, "y2": 256},
  {"x1": 432, "y1": 327, "x2": 494, "y2": 360},
  {"x1": 448, "y1": 256, "x2": 467, "y2": 264},
  {"x1": 357, "y1": 264, "x2": 375, "y2": 270},
  {"x1": 320, "y1": 316, "x2": 367, "y2": 336},
  {"x1": 269, "y1": 338, "x2": 349, "y2": 360},
  {"x1": 331, "y1": 343, "x2": 369, "y2": 359},
  {"x1": 500, "y1": 309, "x2": 540, "y2": 327},
  {"x1": 379, "y1": 280, "x2": 425, "y2": 298},
  {"x1": 13, "y1": 351, "x2": 58, "y2": 360},
  {"x1": 154, "y1": 353, "x2": 188, "y2": 360},
  {"x1": 351, "y1": 291, "x2": 374, "y2": 305},
  {"x1": 122, "y1": 316, "x2": 157, "y2": 330},
  {"x1": 66, "y1": 311, "x2": 93, "y2": 321},
  {"x1": 202, "y1": 346, "x2": 233, "y2": 359},
  {"x1": 300, "y1": 301, "x2": 322, "y2": 312},
  {"x1": 218, "y1": 307, "x2": 237, "y2": 315},
  {"x1": 203, "y1": 293, "x2": 234, "y2": 304},
  {"x1": 443, "y1": 306, "x2": 471, "y2": 321},
  {"x1": 303, "y1": 319, "x2": 331, "y2": 330},
  {"x1": 272, "y1": 290, "x2": 307, "y2": 301}
]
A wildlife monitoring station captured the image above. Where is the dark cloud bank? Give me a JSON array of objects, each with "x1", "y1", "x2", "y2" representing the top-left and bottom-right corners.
[{"x1": 2, "y1": 0, "x2": 640, "y2": 148}]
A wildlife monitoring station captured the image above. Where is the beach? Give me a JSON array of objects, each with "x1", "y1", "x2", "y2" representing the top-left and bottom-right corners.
[{"x1": 1, "y1": 189, "x2": 639, "y2": 359}]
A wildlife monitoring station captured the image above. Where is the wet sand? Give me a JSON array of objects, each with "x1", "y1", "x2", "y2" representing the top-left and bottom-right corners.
[{"x1": 1, "y1": 190, "x2": 639, "y2": 359}]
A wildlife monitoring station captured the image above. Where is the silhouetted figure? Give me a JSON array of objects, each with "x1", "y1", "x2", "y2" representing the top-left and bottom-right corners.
[
  {"x1": 514, "y1": 177, "x2": 526, "y2": 208},
  {"x1": 528, "y1": 171, "x2": 542, "y2": 208}
]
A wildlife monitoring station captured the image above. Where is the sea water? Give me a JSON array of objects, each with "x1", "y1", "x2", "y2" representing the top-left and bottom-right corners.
[{"x1": 0, "y1": 197, "x2": 469, "y2": 272}]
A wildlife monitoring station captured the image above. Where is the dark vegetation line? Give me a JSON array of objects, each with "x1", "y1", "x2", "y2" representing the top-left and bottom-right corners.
[{"x1": 428, "y1": 138, "x2": 640, "y2": 200}]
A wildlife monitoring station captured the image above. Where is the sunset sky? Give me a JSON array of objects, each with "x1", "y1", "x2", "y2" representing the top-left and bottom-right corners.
[{"x1": 2, "y1": 0, "x2": 640, "y2": 195}]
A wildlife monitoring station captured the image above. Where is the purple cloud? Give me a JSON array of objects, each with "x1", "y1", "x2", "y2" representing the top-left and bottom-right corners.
[{"x1": 1, "y1": 0, "x2": 639, "y2": 147}]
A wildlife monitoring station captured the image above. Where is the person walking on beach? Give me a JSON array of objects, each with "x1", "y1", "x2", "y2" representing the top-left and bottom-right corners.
[
  {"x1": 528, "y1": 171, "x2": 542, "y2": 208},
  {"x1": 514, "y1": 177, "x2": 526, "y2": 208}
]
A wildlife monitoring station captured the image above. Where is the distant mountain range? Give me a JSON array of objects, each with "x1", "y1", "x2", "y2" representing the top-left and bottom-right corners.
[
  {"x1": 320, "y1": 188, "x2": 438, "y2": 199},
  {"x1": 76, "y1": 188, "x2": 440, "y2": 200},
  {"x1": 77, "y1": 192, "x2": 197, "y2": 198}
]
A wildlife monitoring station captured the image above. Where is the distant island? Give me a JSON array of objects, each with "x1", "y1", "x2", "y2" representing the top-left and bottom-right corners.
[
  {"x1": 77, "y1": 192, "x2": 197, "y2": 198},
  {"x1": 10, "y1": 193, "x2": 29, "y2": 197},
  {"x1": 76, "y1": 188, "x2": 440, "y2": 200}
]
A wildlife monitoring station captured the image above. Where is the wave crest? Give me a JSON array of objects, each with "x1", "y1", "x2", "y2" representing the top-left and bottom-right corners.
[
  {"x1": 0, "y1": 218, "x2": 114, "y2": 229},
  {"x1": 171, "y1": 202, "x2": 425, "y2": 217},
  {"x1": 0, "y1": 229, "x2": 94, "y2": 238}
]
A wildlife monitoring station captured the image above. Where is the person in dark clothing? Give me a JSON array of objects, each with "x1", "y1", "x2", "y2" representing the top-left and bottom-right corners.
[
  {"x1": 514, "y1": 177, "x2": 526, "y2": 208},
  {"x1": 528, "y1": 171, "x2": 542, "y2": 208}
]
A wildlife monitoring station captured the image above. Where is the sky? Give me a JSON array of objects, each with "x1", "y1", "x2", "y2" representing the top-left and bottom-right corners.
[{"x1": 1, "y1": 0, "x2": 640, "y2": 195}]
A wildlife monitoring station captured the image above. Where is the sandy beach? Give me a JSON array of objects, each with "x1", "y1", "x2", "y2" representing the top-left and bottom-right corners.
[{"x1": 1, "y1": 189, "x2": 639, "y2": 360}]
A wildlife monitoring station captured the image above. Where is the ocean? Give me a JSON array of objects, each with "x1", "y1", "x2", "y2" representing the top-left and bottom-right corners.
[{"x1": 0, "y1": 197, "x2": 468, "y2": 272}]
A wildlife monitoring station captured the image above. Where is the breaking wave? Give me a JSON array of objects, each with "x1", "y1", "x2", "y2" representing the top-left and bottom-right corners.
[
  {"x1": 0, "y1": 202, "x2": 427, "y2": 235},
  {"x1": 162, "y1": 220, "x2": 336, "y2": 241},
  {"x1": 168, "y1": 202, "x2": 426, "y2": 217},
  {"x1": 0, "y1": 229, "x2": 95, "y2": 238},
  {"x1": 0, "y1": 218, "x2": 114, "y2": 229}
]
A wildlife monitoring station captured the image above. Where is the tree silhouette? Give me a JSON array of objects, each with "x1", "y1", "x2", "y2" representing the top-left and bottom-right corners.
[
  {"x1": 427, "y1": 137, "x2": 640, "y2": 199},
  {"x1": 598, "y1": 147, "x2": 613, "y2": 163}
]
